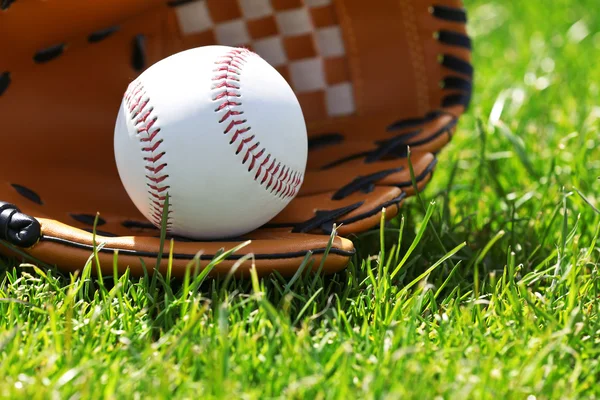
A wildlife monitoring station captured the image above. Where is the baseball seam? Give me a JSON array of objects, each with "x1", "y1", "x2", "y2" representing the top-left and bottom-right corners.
[
  {"x1": 124, "y1": 81, "x2": 173, "y2": 230},
  {"x1": 212, "y1": 48, "x2": 304, "y2": 200}
]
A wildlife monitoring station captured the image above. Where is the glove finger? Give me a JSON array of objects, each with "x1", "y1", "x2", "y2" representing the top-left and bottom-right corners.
[
  {"x1": 306, "y1": 110, "x2": 459, "y2": 171},
  {"x1": 268, "y1": 186, "x2": 406, "y2": 236},
  {"x1": 263, "y1": 152, "x2": 436, "y2": 236},
  {"x1": 0, "y1": 206, "x2": 354, "y2": 278},
  {"x1": 300, "y1": 152, "x2": 436, "y2": 198}
]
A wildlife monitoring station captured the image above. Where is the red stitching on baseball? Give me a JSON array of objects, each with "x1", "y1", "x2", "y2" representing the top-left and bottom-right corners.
[
  {"x1": 124, "y1": 81, "x2": 173, "y2": 229},
  {"x1": 230, "y1": 127, "x2": 250, "y2": 144},
  {"x1": 213, "y1": 91, "x2": 241, "y2": 101},
  {"x1": 224, "y1": 119, "x2": 247, "y2": 134},
  {"x1": 136, "y1": 110, "x2": 152, "y2": 125},
  {"x1": 213, "y1": 81, "x2": 241, "y2": 90},
  {"x1": 149, "y1": 192, "x2": 167, "y2": 201},
  {"x1": 272, "y1": 163, "x2": 281, "y2": 178},
  {"x1": 140, "y1": 128, "x2": 160, "y2": 142},
  {"x1": 212, "y1": 48, "x2": 303, "y2": 199},
  {"x1": 142, "y1": 139, "x2": 164, "y2": 153},
  {"x1": 147, "y1": 175, "x2": 169, "y2": 183},
  {"x1": 147, "y1": 184, "x2": 170, "y2": 193},
  {"x1": 143, "y1": 152, "x2": 165, "y2": 163},
  {"x1": 215, "y1": 101, "x2": 241, "y2": 112},
  {"x1": 146, "y1": 164, "x2": 167, "y2": 174},
  {"x1": 219, "y1": 110, "x2": 244, "y2": 123}
]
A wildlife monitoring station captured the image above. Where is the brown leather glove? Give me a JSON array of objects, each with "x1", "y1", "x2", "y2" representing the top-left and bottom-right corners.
[{"x1": 0, "y1": 0, "x2": 472, "y2": 277}]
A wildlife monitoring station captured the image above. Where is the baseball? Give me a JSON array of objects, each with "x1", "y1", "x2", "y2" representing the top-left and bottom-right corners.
[{"x1": 113, "y1": 45, "x2": 307, "y2": 239}]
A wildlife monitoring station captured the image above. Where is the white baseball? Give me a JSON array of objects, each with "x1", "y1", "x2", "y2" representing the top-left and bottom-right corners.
[{"x1": 113, "y1": 45, "x2": 307, "y2": 239}]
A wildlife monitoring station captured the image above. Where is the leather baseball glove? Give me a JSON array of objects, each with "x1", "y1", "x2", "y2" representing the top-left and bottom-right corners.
[{"x1": 0, "y1": 0, "x2": 472, "y2": 277}]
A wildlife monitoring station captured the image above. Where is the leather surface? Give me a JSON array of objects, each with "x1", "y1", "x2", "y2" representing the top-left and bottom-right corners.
[{"x1": 0, "y1": 0, "x2": 472, "y2": 277}]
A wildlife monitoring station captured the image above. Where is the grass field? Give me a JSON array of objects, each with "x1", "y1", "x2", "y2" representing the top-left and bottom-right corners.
[{"x1": 2, "y1": 1, "x2": 600, "y2": 399}]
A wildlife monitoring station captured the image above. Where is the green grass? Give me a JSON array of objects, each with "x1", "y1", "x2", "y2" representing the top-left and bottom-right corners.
[{"x1": 2, "y1": 1, "x2": 600, "y2": 398}]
